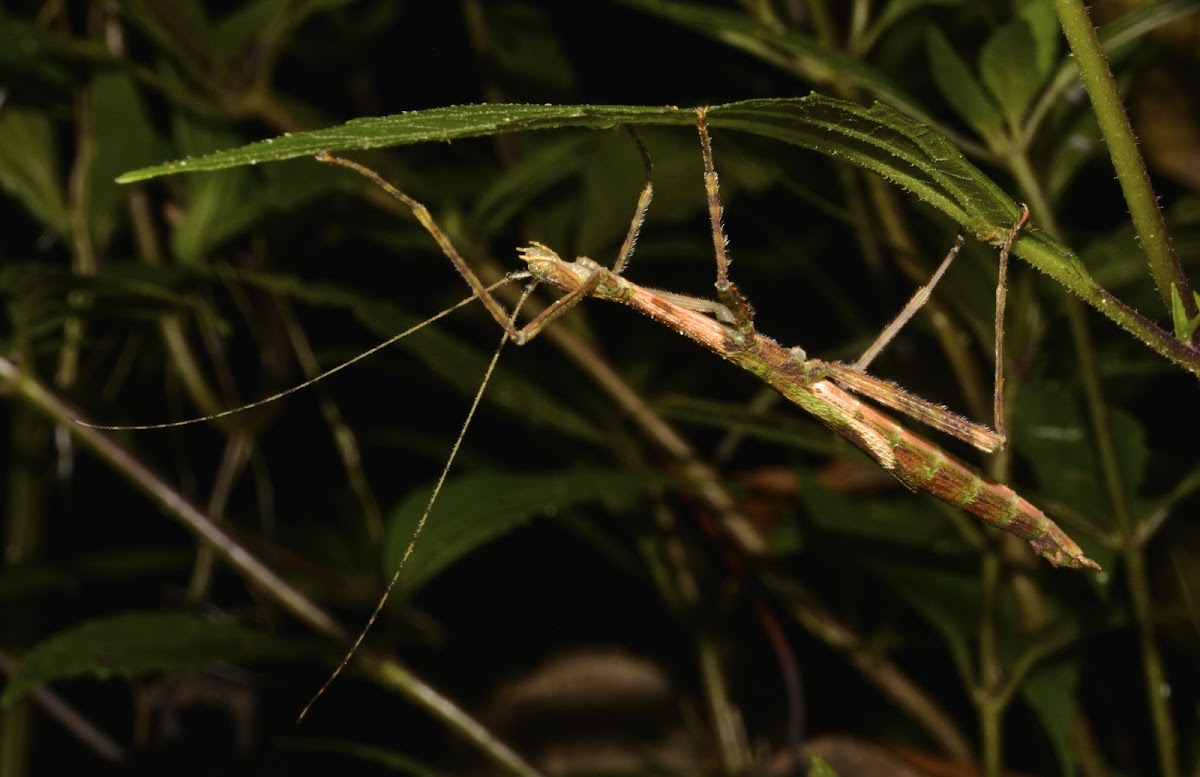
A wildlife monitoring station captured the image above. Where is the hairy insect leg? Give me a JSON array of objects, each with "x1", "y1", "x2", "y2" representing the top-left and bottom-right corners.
[
  {"x1": 610, "y1": 127, "x2": 655, "y2": 278},
  {"x1": 315, "y1": 151, "x2": 523, "y2": 343},
  {"x1": 514, "y1": 126, "x2": 656, "y2": 341},
  {"x1": 695, "y1": 108, "x2": 755, "y2": 345},
  {"x1": 853, "y1": 235, "x2": 966, "y2": 372},
  {"x1": 993, "y1": 203, "x2": 1030, "y2": 441},
  {"x1": 848, "y1": 206, "x2": 1030, "y2": 445},
  {"x1": 511, "y1": 127, "x2": 660, "y2": 343}
]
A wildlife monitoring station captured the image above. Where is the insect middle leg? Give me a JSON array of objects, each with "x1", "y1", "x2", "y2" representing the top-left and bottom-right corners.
[
  {"x1": 695, "y1": 108, "x2": 756, "y2": 346},
  {"x1": 317, "y1": 127, "x2": 658, "y2": 347},
  {"x1": 847, "y1": 206, "x2": 1029, "y2": 442}
]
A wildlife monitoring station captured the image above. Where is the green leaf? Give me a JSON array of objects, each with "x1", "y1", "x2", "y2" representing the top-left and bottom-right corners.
[
  {"x1": 925, "y1": 26, "x2": 1005, "y2": 143},
  {"x1": 876, "y1": 0, "x2": 963, "y2": 34},
  {"x1": 1111, "y1": 410, "x2": 1149, "y2": 496},
  {"x1": 1045, "y1": 107, "x2": 1104, "y2": 200},
  {"x1": 117, "y1": 104, "x2": 682, "y2": 182},
  {"x1": 1034, "y1": 0, "x2": 1200, "y2": 143},
  {"x1": 0, "y1": 550, "x2": 189, "y2": 601},
  {"x1": 88, "y1": 72, "x2": 168, "y2": 251},
  {"x1": 478, "y1": 1, "x2": 577, "y2": 100},
  {"x1": 800, "y1": 471, "x2": 972, "y2": 558},
  {"x1": 1019, "y1": 0, "x2": 1061, "y2": 80},
  {"x1": 1021, "y1": 658, "x2": 1082, "y2": 777},
  {"x1": 575, "y1": 132, "x2": 659, "y2": 257},
  {"x1": 119, "y1": 0, "x2": 211, "y2": 74},
  {"x1": 858, "y1": 558, "x2": 979, "y2": 679},
  {"x1": 657, "y1": 395, "x2": 841, "y2": 457},
  {"x1": 0, "y1": 12, "x2": 82, "y2": 91},
  {"x1": 117, "y1": 96, "x2": 1095, "y2": 321},
  {"x1": 469, "y1": 134, "x2": 593, "y2": 237},
  {"x1": 209, "y1": 0, "x2": 317, "y2": 67},
  {"x1": 168, "y1": 113, "x2": 260, "y2": 263},
  {"x1": 979, "y1": 19, "x2": 1043, "y2": 126},
  {"x1": 1016, "y1": 389, "x2": 1101, "y2": 519},
  {"x1": 1014, "y1": 383, "x2": 1145, "y2": 548},
  {"x1": 118, "y1": 95, "x2": 1030, "y2": 237},
  {"x1": 806, "y1": 754, "x2": 842, "y2": 777},
  {"x1": 0, "y1": 106, "x2": 68, "y2": 235},
  {"x1": 610, "y1": 0, "x2": 932, "y2": 123},
  {"x1": 2, "y1": 612, "x2": 312, "y2": 705},
  {"x1": 706, "y1": 98, "x2": 1020, "y2": 236},
  {"x1": 383, "y1": 470, "x2": 653, "y2": 597},
  {"x1": 1169, "y1": 284, "x2": 1200, "y2": 341}
]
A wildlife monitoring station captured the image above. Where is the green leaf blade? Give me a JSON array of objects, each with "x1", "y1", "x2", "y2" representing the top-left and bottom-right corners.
[
  {"x1": 706, "y1": 96, "x2": 1019, "y2": 235},
  {"x1": 925, "y1": 26, "x2": 1005, "y2": 143},
  {"x1": 116, "y1": 104, "x2": 688, "y2": 182},
  {"x1": 383, "y1": 470, "x2": 653, "y2": 597},
  {"x1": 0, "y1": 107, "x2": 69, "y2": 235},
  {"x1": 3, "y1": 612, "x2": 312, "y2": 705},
  {"x1": 979, "y1": 19, "x2": 1043, "y2": 126}
]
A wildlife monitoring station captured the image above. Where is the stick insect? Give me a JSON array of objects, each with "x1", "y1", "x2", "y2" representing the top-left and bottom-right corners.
[
  {"x1": 87, "y1": 108, "x2": 1099, "y2": 718},
  {"x1": 311, "y1": 110, "x2": 1097, "y2": 572},
  {"x1": 285, "y1": 107, "x2": 1100, "y2": 714}
]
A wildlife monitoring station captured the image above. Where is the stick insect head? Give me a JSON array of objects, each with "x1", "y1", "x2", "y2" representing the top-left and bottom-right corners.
[{"x1": 516, "y1": 242, "x2": 593, "y2": 294}]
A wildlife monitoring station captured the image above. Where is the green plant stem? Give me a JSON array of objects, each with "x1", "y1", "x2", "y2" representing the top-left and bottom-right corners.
[
  {"x1": 2, "y1": 290, "x2": 54, "y2": 777},
  {"x1": 186, "y1": 434, "x2": 253, "y2": 601},
  {"x1": 979, "y1": 701, "x2": 1002, "y2": 777},
  {"x1": 124, "y1": 183, "x2": 226, "y2": 419},
  {"x1": 1122, "y1": 521, "x2": 1180, "y2": 777},
  {"x1": 647, "y1": 501, "x2": 751, "y2": 769},
  {"x1": 1067, "y1": 292, "x2": 1180, "y2": 777},
  {"x1": 797, "y1": 10, "x2": 995, "y2": 429},
  {"x1": 0, "y1": 701, "x2": 32, "y2": 777},
  {"x1": 698, "y1": 630, "x2": 752, "y2": 772},
  {"x1": 369, "y1": 660, "x2": 544, "y2": 777},
  {"x1": 1073, "y1": 713, "x2": 1110, "y2": 777},
  {"x1": 0, "y1": 354, "x2": 347, "y2": 643},
  {"x1": 766, "y1": 574, "x2": 974, "y2": 761},
  {"x1": 1050, "y1": 0, "x2": 1195, "y2": 328},
  {"x1": 58, "y1": 73, "x2": 98, "y2": 394},
  {"x1": 1, "y1": 405, "x2": 47, "y2": 777},
  {"x1": 977, "y1": 551, "x2": 1003, "y2": 777},
  {"x1": 1025, "y1": 0, "x2": 1200, "y2": 146},
  {"x1": 1011, "y1": 156, "x2": 1180, "y2": 777},
  {"x1": 1013, "y1": 231, "x2": 1197, "y2": 374},
  {"x1": 1066, "y1": 251, "x2": 1179, "y2": 777}
]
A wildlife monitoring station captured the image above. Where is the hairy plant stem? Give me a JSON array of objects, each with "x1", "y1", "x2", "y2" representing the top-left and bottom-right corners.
[
  {"x1": 1011, "y1": 151, "x2": 1179, "y2": 777},
  {"x1": 1050, "y1": 0, "x2": 1195, "y2": 331}
]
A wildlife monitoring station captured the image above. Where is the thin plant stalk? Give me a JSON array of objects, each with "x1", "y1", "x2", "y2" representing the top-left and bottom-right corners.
[
  {"x1": 1009, "y1": 146, "x2": 1179, "y2": 777},
  {"x1": 1051, "y1": 0, "x2": 1195, "y2": 331}
]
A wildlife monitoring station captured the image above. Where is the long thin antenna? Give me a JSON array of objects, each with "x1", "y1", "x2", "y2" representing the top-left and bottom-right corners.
[
  {"x1": 73, "y1": 280, "x2": 511, "y2": 431},
  {"x1": 299, "y1": 284, "x2": 537, "y2": 721}
]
